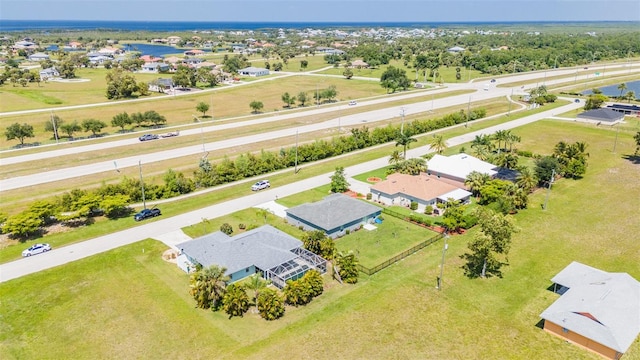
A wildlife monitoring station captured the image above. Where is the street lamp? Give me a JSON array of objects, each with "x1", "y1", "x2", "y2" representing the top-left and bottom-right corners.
[
  {"x1": 192, "y1": 115, "x2": 206, "y2": 155},
  {"x1": 436, "y1": 231, "x2": 449, "y2": 290},
  {"x1": 138, "y1": 160, "x2": 147, "y2": 210},
  {"x1": 466, "y1": 95, "x2": 471, "y2": 128}
]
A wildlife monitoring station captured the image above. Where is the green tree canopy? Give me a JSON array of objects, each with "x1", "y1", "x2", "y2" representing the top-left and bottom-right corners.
[
  {"x1": 5, "y1": 122, "x2": 35, "y2": 145},
  {"x1": 330, "y1": 166, "x2": 350, "y2": 193}
]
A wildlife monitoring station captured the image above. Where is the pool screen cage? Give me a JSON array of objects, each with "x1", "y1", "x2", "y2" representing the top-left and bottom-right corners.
[{"x1": 265, "y1": 248, "x2": 327, "y2": 289}]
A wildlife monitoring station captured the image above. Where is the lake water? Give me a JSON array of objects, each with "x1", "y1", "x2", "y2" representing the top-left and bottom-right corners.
[
  {"x1": 582, "y1": 80, "x2": 640, "y2": 98},
  {"x1": 122, "y1": 43, "x2": 210, "y2": 57}
]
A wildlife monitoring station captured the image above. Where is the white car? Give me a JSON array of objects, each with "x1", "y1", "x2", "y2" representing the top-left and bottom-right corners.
[
  {"x1": 349, "y1": 100, "x2": 357, "y2": 106},
  {"x1": 251, "y1": 180, "x2": 270, "y2": 191},
  {"x1": 22, "y1": 243, "x2": 52, "y2": 257}
]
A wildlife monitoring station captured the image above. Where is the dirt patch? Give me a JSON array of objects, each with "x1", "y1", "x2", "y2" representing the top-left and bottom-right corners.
[
  {"x1": 367, "y1": 177, "x2": 382, "y2": 183},
  {"x1": 343, "y1": 190, "x2": 362, "y2": 198},
  {"x1": 162, "y1": 249, "x2": 179, "y2": 263}
]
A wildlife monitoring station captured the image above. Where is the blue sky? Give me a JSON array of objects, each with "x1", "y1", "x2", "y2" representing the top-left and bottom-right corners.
[{"x1": 2, "y1": 0, "x2": 639, "y2": 22}]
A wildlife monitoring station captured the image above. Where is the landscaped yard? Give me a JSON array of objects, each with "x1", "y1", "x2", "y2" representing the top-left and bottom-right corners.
[
  {"x1": 1, "y1": 119, "x2": 639, "y2": 359},
  {"x1": 334, "y1": 214, "x2": 439, "y2": 268}
]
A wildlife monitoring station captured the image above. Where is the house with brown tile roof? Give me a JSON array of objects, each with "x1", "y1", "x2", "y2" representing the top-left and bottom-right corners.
[{"x1": 370, "y1": 173, "x2": 472, "y2": 212}]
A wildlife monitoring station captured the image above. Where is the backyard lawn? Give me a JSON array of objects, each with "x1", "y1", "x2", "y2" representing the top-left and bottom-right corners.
[
  {"x1": 334, "y1": 214, "x2": 439, "y2": 268},
  {"x1": 1, "y1": 119, "x2": 640, "y2": 359}
]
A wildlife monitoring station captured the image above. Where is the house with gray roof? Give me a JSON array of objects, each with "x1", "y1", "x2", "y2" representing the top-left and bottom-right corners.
[
  {"x1": 285, "y1": 193, "x2": 382, "y2": 239},
  {"x1": 540, "y1": 261, "x2": 640, "y2": 359},
  {"x1": 176, "y1": 225, "x2": 326, "y2": 289},
  {"x1": 577, "y1": 108, "x2": 624, "y2": 123},
  {"x1": 237, "y1": 66, "x2": 269, "y2": 77}
]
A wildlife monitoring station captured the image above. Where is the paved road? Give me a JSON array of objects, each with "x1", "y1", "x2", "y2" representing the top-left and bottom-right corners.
[
  {"x1": 0, "y1": 100, "x2": 583, "y2": 283},
  {"x1": 3, "y1": 65, "x2": 637, "y2": 191}
]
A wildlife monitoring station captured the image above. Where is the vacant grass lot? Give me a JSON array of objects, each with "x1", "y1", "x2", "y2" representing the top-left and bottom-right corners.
[{"x1": 1, "y1": 120, "x2": 639, "y2": 359}]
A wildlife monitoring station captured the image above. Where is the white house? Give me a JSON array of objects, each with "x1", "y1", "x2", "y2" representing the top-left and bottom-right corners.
[
  {"x1": 39, "y1": 67, "x2": 59, "y2": 80},
  {"x1": 28, "y1": 52, "x2": 50, "y2": 61},
  {"x1": 426, "y1": 153, "x2": 498, "y2": 186},
  {"x1": 141, "y1": 62, "x2": 170, "y2": 73},
  {"x1": 237, "y1": 66, "x2": 269, "y2": 77}
]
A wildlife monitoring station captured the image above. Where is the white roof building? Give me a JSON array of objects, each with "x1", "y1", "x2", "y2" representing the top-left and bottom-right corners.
[{"x1": 426, "y1": 153, "x2": 498, "y2": 184}]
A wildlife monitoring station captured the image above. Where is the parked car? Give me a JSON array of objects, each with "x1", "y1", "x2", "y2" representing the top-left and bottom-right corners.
[
  {"x1": 22, "y1": 243, "x2": 52, "y2": 257},
  {"x1": 251, "y1": 180, "x2": 270, "y2": 191},
  {"x1": 574, "y1": 99, "x2": 581, "y2": 103},
  {"x1": 139, "y1": 134, "x2": 159, "y2": 141},
  {"x1": 134, "y1": 207, "x2": 161, "y2": 221},
  {"x1": 349, "y1": 100, "x2": 357, "y2": 106},
  {"x1": 490, "y1": 79, "x2": 496, "y2": 83}
]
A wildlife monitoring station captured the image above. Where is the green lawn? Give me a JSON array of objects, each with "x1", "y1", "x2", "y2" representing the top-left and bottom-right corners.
[
  {"x1": 334, "y1": 214, "x2": 438, "y2": 268},
  {"x1": 1, "y1": 120, "x2": 639, "y2": 359}
]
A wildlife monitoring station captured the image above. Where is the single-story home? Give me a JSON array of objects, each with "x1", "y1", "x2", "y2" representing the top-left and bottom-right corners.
[
  {"x1": 176, "y1": 225, "x2": 327, "y2": 289},
  {"x1": 237, "y1": 66, "x2": 269, "y2": 77},
  {"x1": 350, "y1": 59, "x2": 369, "y2": 68},
  {"x1": 148, "y1": 78, "x2": 174, "y2": 92},
  {"x1": 285, "y1": 193, "x2": 382, "y2": 239},
  {"x1": 39, "y1": 67, "x2": 59, "y2": 80},
  {"x1": 139, "y1": 54, "x2": 163, "y2": 63},
  {"x1": 141, "y1": 62, "x2": 170, "y2": 73},
  {"x1": 184, "y1": 49, "x2": 205, "y2": 56},
  {"x1": 28, "y1": 52, "x2": 50, "y2": 61},
  {"x1": 540, "y1": 261, "x2": 640, "y2": 359},
  {"x1": 370, "y1": 173, "x2": 472, "y2": 212},
  {"x1": 88, "y1": 55, "x2": 112, "y2": 65},
  {"x1": 426, "y1": 153, "x2": 498, "y2": 186},
  {"x1": 606, "y1": 104, "x2": 640, "y2": 116},
  {"x1": 167, "y1": 36, "x2": 181, "y2": 45},
  {"x1": 577, "y1": 108, "x2": 625, "y2": 123}
]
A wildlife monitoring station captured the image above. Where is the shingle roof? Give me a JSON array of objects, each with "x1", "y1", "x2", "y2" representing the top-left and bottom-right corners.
[
  {"x1": 540, "y1": 261, "x2": 640, "y2": 353},
  {"x1": 427, "y1": 153, "x2": 497, "y2": 180},
  {"x1": 176, "y1": 225, "x2": 301, "y2": 274},
  {"x1": 577, "y1": 108, "x2": 624, "y2": 122},
  {"x1": 286, "y1": 193, "x2": 381, "y2": 232},
  {"x1": 371, "y1": 173, "x2": 461, "y2": 202}
]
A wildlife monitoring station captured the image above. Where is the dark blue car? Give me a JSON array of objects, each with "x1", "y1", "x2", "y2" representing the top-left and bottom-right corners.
[{"x1": 134, "y1": 208, "x2": 161, "y2": 221}]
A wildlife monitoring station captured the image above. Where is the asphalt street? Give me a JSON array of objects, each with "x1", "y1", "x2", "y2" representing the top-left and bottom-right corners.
[
  {"x1": 2, "y1": 64, "x2": 637, "y2": 191},
  {"x1": 0, "y1": 99, "x2": 583, "y2": 283}
]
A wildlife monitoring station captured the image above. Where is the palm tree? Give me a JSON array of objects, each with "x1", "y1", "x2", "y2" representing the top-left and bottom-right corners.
[
  {"x1": 189, "y1": 264, "x2": 230, "y2": 310},
  {"x1": 505, "y1": 132, "x2": 521, "y2": 152},
  {"x1": 465, "y1": 171, "x2": 490, "y2": 197},
  {"x1": 471, "y1": 134, "x2": 493, "y2": 151},
  {"x1": 471, "y1": 145, "x2": 491, "y2": 161},
  {"x1": 429, "y1": 134, "x2": 447, "y2": 154},
  {"x1": 495, "y1": 152, "x2": 519, "y2": 169},
  {"x1": 493, "y1": 130, "x2": 509, "y2": 151},
  {"x1": 617, "y1": 83, "x2": 627, "y2": 99},
  {"x1": 388, "y1": 149, "x2": 403, "y2": 165},
  {"x1": 625, "y1": 90, "x2": 635, "y2": 103},
  {"x1": 245, "y1": 273, "x2": 269, "y2": 311},
  {"x1": 395, "y1": 132, "x2": 417, "y2": 159},
  {"x1": 516, "y1": 167, "x2": 538, "y2": 193}
]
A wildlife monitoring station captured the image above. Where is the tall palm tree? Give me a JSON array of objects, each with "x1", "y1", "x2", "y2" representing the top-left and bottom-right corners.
[
  {"x1": 495, "y1": 152, "x2": 519, "y2": 169},
  {"x1": 505, "y1": 132, "x2": 521, "y2": 152},
  {"x1": 493, "y1": 130, "x2": 509, "y2": 151},
  {"x1": 617, "y1": 83, "x2": 627, "y2": 99},
  {"x1": 429, "y1": 134, "x2": 447, "y2": 154},
  {"x1": 245, "y1": 273, "x2": 269, "y2": 311},
  {"x1": 516, "y1": 166, "x2": 538, "y2": 193},
  {"x1": 395, "y1": 132, "x2": 417, "y2": 159},
  {"x1": 625, "y1": 90, "x2": 635, "y2": 103},
  {"x1": 465, "y1": 171, "x2": 490, "y2": 197},
  {"x1": 189, "y1": 265, "x2": 230, "y2": 310}
]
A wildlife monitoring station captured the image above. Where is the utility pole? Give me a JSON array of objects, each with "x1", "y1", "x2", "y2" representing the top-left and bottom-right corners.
[
  {"x1": 466, "y1": 95, "x2": 471, "y2": 128},
  {"x1": 508, "y1": 88, "x2": 513, "y2": 117},
  {"x1": 294, "y1": 129, "x2": 299, "y2": 174},
  {"x1": 430, "y1": 91, "x2": 435, "y2": 113},
  {"x1": 543, "y1": 169, "x2": 555, "y2": 210},
  {"x1": 436, "y1": 232, "x2": 449, "y2": 291},
  {"x1": 400, "y1": 107, "x2": 406, "y2": 134},
  {"x1": 50, "y1": 111, "x2": 59, "y2": 144},
  {"x1": 192, "y1": 115, "x2": 205, "y2": 155},
  {"x1": 138, "y1": 160, "x2": 147, "y2": 210}
]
